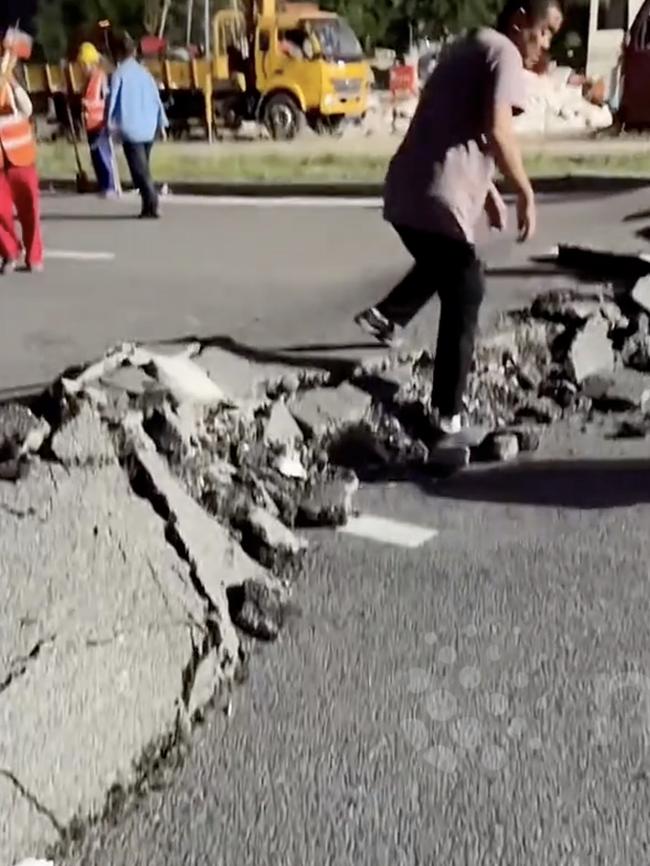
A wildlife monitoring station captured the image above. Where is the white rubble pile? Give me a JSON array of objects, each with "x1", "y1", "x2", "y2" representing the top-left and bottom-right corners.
[{"x1": 514, "y1": 66, "x2": 612, "y2": 136}]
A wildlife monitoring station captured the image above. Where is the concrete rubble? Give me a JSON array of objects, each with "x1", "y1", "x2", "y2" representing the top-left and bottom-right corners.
[{"x1": 2, "y1": 259, "x2": 649, "y2": 861}]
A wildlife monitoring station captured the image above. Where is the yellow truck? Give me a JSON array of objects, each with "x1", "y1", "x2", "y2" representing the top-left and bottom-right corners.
[
  {"x1": 22, "y1": 0, "x2": 372, "y2": 141},
  {"x1": 209, "y1": 0, "x2": 372, "y2": 138}
]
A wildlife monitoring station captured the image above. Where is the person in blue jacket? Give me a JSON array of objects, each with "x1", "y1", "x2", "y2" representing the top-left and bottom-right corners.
[{"x1": 107, "y1": 32, "x2": 168, "y2": 218}]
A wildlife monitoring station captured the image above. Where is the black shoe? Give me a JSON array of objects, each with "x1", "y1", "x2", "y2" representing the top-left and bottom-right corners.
[
  {"x1": 354, "y1": 307, "x2": 403, "y2": 348},
  {"x1": 139, "y1": 209, "x2": 160, "y2": 219}
]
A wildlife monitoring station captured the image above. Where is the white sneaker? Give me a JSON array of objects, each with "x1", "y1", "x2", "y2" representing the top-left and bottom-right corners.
[{"x1": 438, "y1": 414, "x2": 462, "y2": 435}]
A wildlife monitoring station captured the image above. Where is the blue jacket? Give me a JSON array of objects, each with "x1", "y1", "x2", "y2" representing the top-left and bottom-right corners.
[{"x1": 107, "y1": 58, "x2": 168, "y2": 143}]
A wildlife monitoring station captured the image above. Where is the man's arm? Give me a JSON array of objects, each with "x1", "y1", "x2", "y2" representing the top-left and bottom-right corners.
[
  {"x1": 484, "y1": 42, "x2": 535, "y2": 241},
  {"x1": 487, "y1": 102, "x2": 535, "y2": 240}
]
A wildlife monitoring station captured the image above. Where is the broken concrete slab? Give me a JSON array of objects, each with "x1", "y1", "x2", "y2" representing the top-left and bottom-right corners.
[
  {"x1": 129, "y1": 348, "x2": 227, "y2": 407},
  {"x1": 127, "y1": 439, "x2": 266, "y2": 615},
  {"x1": 583, "y1": 369, "x2": 650, "y2": 410},
  {"x1": 0, "y1": 449, "x2": 209, "y2": 864},
  {"x1": 631, "y1": 275, "x2": 650, "y2": 315},
  {"x1": 566, "y1": 316, "x2": 615, "y2": 383},
  {"x1": 289, "y1": 383, "x2": 372, "y2": 438},
  {"x1": 263, "y1": 401, "x2": 303, "y2": 448},
  {"x1": 197, "y1": 347, "x2": 326, "y2": 405},
  {"x1": 100, "y1": 364, "x2": 157, "y2": 396}
]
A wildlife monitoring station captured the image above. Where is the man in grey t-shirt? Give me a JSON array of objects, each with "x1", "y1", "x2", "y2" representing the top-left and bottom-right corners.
[{"x1": 356, "y1": 0, "x2": 563, "y2": 436}]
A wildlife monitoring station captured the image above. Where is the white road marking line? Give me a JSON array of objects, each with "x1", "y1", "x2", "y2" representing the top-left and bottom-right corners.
[
  {"x1": 338, "y1": 513, "x2": 438, "y2": 548},
  {"x1": 160, "y1": 195, "x2": 381, "y2": 208},
  {"x1": 45, "y1": 249, "x2": 115, "y2": 261}
]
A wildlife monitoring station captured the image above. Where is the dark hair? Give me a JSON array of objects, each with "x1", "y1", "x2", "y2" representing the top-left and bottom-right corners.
[
  {"x1": 496, "y1": 0, "x2": 562, "y2": 32},
  {"x1": 111, "y1": 30, "x2": 136, "y2": 61}
]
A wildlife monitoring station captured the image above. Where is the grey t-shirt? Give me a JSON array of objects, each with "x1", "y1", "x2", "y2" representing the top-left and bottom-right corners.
[{"x1": 383, "y1": 28, "x2": 526, "y2": 244}]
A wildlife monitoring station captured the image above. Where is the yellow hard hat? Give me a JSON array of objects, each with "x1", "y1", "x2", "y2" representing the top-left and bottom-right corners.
[{"x1": 78, "y1": 42, "x2": 100, "y2": 65}]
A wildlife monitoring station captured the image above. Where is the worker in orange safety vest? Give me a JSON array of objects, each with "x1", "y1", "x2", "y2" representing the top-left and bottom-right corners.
[
  {"x1": 0, "y1": 33, "x2": 44, "y2": 273},
  {"x1": 78, "y1": 42, "x2": 118, "y2": 196}
]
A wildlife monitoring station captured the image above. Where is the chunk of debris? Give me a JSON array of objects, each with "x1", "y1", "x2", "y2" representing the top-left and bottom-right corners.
[
  {"x1": 289, "y1": 383, "x2": 372, "y2": 437},
  {"x1": 514, "y1": 397, "x2": 562, "y2": 424},
  {"x1": 613, "y1": 418, "x2": 650, "y2": 439},
  {"x1": 297, "y1": 470, "x2": 359, "y2": 527},
  {"x1": 227, "y1": 579, "x2": 284, "y2": 641},
  {"x1": 511, "y1": 428, "x2": 541, "y2": 453},
  {"x1": 427, "y1": 442, "x2": 471, "y2": 472},
  {"x1": 237, "y1": 505, "x2": 307, "y2": 569},
  {"x1": 0, "y1": 403, "x2": 50, "y2": 460},
  {"x1": 475, "y1": 431, "x2": 519, "y2": 462},
  {"x1": 631, "y1": 274, "x2": 650, "y2": 316},
  {"x1": 274, "y1": 450, "x2": 307, "y2": 480},
  {"x1": 539, "y1": 377, "x2": 578, "y2": 409},
  {"x1": 566, "y1": 316, "x2": 615, "y2": 383},
  {"x1": 327, "y1": 424, "x2": 393, "y2": 471},
  {"x1": 532, "y1": 289, "x2": 603, "y2": 324},
  {"x1": 583, "y1": 370, "x2": 650, "y2": 411},
  {"x1": 52, "y1": 401, "x2": 117, "y2": 467},
  {"x1": 621, "y1": 332, "x2": 650, "y2": 372},
  {"x1": 264, "y1": 401, "x2": 304, "y2": 448}
]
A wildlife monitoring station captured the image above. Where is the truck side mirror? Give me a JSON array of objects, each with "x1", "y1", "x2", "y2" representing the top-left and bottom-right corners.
[{"x1": 259, "y1": 31, "x2": 270, "y2": 51}]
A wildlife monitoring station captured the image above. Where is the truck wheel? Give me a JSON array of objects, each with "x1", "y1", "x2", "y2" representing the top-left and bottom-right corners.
[
  {"x1": 263, "y1": 93, "x2": 304, "y2": 141},
  {"x1": 313, "y1": 115, "x2": 345, "y2": 136}
]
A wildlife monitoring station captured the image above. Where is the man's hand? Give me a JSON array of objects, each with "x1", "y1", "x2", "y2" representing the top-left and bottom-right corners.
[
  {"x1": 485, "y1": 186, "x2": 507, "y2": 232},
  {"x1": 516, "y1": 189, "x2": 536, "y2": 242}
]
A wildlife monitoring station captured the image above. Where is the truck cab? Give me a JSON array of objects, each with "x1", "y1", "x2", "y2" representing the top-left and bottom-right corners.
[{"x1": 213, "y1": 1, "x2": 371, "y2": 138}]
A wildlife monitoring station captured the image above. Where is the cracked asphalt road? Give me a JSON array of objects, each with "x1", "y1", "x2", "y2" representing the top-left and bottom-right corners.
[
  {"x1": 63, "y1": 427, "x2": 650, "y2": 866},
  {"x1": 17, "y1": 186, "x2": 644, "y2": 865}
]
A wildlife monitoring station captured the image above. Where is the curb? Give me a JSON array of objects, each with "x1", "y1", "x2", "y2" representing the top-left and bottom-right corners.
[{"x1": 40, "y1": 174, "x2": 650, "y2": 199}]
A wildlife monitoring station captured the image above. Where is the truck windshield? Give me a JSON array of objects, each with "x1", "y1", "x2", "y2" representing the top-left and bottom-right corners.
[{"x1": 308, "y1": 18, "x2": 363, "y2": 62}]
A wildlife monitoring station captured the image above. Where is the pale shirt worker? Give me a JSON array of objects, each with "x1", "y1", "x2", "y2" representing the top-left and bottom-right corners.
[
  {"x1": 107, "y1": 32, "x2": 168, "y2": 218},
  {"x1": 356, "y1": 0, "x2": 563, "y2": 437}
]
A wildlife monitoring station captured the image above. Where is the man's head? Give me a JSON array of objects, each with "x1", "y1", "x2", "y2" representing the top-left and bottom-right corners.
[
  {"x1": 497, "y1": 0, "x2": 564, "y2": 69},
  {"x1": 113, "y1": 31, "x2": 137, "y2": 62}
]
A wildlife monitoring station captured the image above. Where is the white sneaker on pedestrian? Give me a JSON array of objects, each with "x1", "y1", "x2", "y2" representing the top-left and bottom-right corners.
[
  {"x1": 1, "y1": 259, "x2": 17, "y2": 275},
  {"x1": 437, "y1": 414, "x2": 462, "y2": 435}
]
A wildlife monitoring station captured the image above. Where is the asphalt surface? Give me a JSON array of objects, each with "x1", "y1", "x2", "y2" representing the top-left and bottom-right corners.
[
  {"x1": 13, "y1": 187, "x2": 650, "y2": 865},
  {"x1": 4, "y1": 186, "x2": 648, "y2": 394},
  {"x1": 63, "y1": 428, "x2": 650, "y2": 866}
]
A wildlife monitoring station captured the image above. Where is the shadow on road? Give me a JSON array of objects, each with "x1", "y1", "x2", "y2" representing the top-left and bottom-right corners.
[
  {"x1": 149, "y1": 333, "x2": 386, "y2": 381},
  {"x1": 485, "y1": 265, "x2": 566, "y2": 279},
  {"x1": 427, "y1": 458, "x2": 650, "y2": 509}
]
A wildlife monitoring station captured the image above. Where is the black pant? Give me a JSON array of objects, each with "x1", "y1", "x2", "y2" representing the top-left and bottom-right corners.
[
  {"x1": 122, "y1": 141, "x2": 158, "y2": 215},
  {"x1": 377, "y1": 225, "x2": 486, "y2": 417}
]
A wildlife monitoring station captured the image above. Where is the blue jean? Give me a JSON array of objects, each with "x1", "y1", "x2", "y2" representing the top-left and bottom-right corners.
[{"x1": 88, "y1": 128, "x2": 117, "y2": 194}]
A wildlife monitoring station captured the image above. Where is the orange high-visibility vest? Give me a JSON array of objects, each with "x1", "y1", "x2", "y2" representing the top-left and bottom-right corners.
[
  {"x1": 0, "y1": 83, "x2": 36, "y2": 168},
  {"x1": 82, "y1": 69, "x2": 106, "y2": 133}
]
